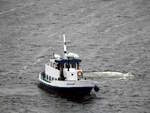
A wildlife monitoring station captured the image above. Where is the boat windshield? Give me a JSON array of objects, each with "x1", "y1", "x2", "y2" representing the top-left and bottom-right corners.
[
  {"x1": 64, "y1": 62, "x2": 80, "y2": 69},
  {"x1": 55, "y1": 58, "x2": 81, "y2": 70}
]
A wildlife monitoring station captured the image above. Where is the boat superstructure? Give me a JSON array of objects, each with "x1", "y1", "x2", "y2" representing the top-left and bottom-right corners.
[{"x1": 38, "y1": 34, "x2": 99, "y2": 96}]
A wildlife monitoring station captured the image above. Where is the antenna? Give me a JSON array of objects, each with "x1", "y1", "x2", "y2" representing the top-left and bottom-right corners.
[{"x1": 63, "y1": 34, "x2": 67, "y2": 57}]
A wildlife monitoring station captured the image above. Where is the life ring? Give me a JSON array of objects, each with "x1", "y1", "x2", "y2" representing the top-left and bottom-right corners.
[{"x1": 77, "y1": 70, "x2": 83, "y2": 76}]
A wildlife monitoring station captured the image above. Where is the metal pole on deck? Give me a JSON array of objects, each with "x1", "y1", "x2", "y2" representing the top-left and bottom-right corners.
[{"x1": 63, "y1": 34, "x2": 67, "y2": 58}]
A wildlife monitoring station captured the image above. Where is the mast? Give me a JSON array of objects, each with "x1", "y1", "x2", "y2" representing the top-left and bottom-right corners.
[
  {"x1": 63, "y1": 34, "x2": 67, "y2": 57},
  {"x1": 63, "y1": 34, "x2": 69, "y2": 71}
]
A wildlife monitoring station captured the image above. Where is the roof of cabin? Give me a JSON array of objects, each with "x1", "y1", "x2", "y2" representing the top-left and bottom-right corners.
[{"x1": 55, "y1": 58, "x2": 81, "y2": 64}]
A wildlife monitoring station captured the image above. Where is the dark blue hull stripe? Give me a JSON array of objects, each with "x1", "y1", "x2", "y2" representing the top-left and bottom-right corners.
[{"x1": 38, "y1": 82, "x2": 93, "y2": 96}]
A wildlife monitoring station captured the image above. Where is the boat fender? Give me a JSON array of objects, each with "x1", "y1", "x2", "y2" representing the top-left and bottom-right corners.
[{"x1": 94, "y1": 85, "x2": 99, "y2": 92}]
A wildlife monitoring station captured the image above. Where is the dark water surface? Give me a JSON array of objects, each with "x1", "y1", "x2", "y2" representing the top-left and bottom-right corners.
[{"x1": 0, "y1": 0, "x2": 150, "y2": 113}]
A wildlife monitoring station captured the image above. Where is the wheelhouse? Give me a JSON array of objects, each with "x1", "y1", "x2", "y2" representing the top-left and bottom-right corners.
[{"x1": 55, "y1": 58, "x2": 82, "y2": 70}]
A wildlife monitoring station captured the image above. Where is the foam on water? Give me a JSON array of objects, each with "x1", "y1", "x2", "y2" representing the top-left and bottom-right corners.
[{"x1": 85, "y1": 71, "x2": 135, "y2": 80}]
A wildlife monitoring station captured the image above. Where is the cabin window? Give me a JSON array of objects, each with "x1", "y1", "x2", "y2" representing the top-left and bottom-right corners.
[
  {"x1": 52, "y1": 63, "x2": 56, "y2": 68},
  {"x1": 55, "y1": 78, "x2": 57, "y2": 80},
  {"x1": 49, "y1": 76, "x2": 51, "y2": 81},
  {"x1": 77, "y1": 63, "x2": 80, "y2": 69},
  {"x1": 60, "y1": 64, "x2": 64, "y2": 68},
  {"x1": 66, "y1": 64, "x2": 70, "y2": 68},
  {"x1": 52, "y1": 77, "x2": 54, "y2": 80},
  {"x1": 56, "y1": 64, "x2": 60, "y2": 70},
  {"x1": 72, "y1": 63, "x2": 76, "y2": 68}
]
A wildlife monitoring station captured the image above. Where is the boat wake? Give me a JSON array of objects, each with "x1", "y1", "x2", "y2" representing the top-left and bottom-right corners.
[{"x1": 85, "y1": 71, "x2": 135, "y2": 80}]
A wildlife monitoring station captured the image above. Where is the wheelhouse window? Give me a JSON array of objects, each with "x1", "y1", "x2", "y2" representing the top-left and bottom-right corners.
[
  {"x1": 49, "y1": 76, "x2": 51, "y2": 81},
  {"x1": 66, "y1": 63, "x2": 70, "y2": 68},
  {"x1": 56, "y1": 63, "x2": 60, "y2": 70},
  {"x1": 77, "y1": 63, "x2": 80, "y2": 69},
  {"x1": 71, "y1": 63, "x2": 76, "y2": 68}
]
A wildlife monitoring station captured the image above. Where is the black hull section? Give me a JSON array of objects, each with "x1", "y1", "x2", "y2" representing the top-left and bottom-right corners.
[{"x1": 38, "y1": 82, "x2": 93, "y2": 96}]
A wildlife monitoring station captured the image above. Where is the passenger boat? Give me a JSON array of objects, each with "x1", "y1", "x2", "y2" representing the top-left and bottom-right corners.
[{"x1": 38, "y1": 34, "x2": 99, "y2": 96}]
